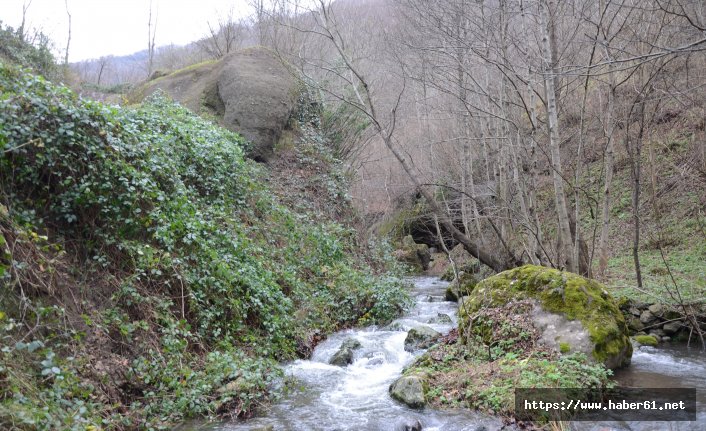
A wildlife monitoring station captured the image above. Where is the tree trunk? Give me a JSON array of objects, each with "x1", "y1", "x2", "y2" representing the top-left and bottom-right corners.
[{"x1": 539, "y1": 0, "x2": 576, "y2": 272}]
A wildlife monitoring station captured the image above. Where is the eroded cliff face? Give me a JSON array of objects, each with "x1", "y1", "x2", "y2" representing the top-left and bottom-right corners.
[{"x1": 135, "y1": 47, "x2": 299, "y2": 162}]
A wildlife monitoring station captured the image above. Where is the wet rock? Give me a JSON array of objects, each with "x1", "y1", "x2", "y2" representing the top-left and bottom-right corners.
[
  {"x1": 404, "y1": 326, "x2": 441, "y2": 352},
  {"x1": 640, "y1": 310, "x2": 657, "y2": 324},
  {"x1": 396, "y1": 418, "x2": 423, "y2": 431},
  {"x1": 662, "y1": 321, "x2": 682, "y2": 335},
  {"x1": 329, "y1": 338, "x2": 362, "y2": 366},
  {"x1": 390, "y1": 375, "x2": 427, "y2": 409},
  {"x1": 662, "y1": 336, "x2": 671, "y2": 342},
  {"x1": 427, "y1": 313, "x2": 453, "y2": 324}
]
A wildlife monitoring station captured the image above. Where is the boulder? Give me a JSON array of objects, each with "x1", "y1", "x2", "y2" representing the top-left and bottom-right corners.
[
  {"x1": 329, "y1": 338, "x2": 362, "y2": 366},
  {"x1": 404, "y1": 326, "x2": 441, "y2": 352},
  {"x1": 390, "y1": 374, "x2": 427, "y2": 409},
  {"x1": 218, "y1": 49, "x2": 299, "y2": 162},
  {"x1": 135, "y1": 47, "x2": 300, "y2": 163},
  {"x1": 458, "y1": 265, "x2": 632, "y2": 369},
  {"x1": 394, "y1": 235, "x2": 431, "y2": 271}
]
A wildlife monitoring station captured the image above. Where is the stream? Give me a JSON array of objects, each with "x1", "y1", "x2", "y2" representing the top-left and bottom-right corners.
[{"x1": 194, "y1": 277, "x2": 705, "y2": 431}]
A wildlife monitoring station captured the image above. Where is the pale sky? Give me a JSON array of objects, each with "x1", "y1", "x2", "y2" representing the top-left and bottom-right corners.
[{"x1": 1, "y1": 0, "x2": 253, "y2": 61}]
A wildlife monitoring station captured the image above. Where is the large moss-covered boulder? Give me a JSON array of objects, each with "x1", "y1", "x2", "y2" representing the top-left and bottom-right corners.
[
  {"x1": 393, "y1": 235, "x2": 431, "y2": 272},
  {"x1": 458, "y1": 265, "x2": 632, "y2": 369}
]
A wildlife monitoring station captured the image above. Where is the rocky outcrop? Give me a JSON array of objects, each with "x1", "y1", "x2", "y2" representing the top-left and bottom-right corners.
[
  {"x1": 459, "y1": 265, "x2": 632, "y2": 369},
  {"x1": 389, "y1": 374, "x2": 427, "y2": 409},
  {"x1": 134, "y1": 47, "x2": 300, "y2": 162},
  {"x1": 404, "y1": 326, "x2": 441, "y2": 352},
  {"x1": 329, "y1": 338, "x2": 362, "y2": 366}
]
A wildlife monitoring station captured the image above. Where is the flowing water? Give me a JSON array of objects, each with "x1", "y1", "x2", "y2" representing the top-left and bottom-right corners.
[{"x1": 191, "y1": 277, "x2": 705, "y2": 431}]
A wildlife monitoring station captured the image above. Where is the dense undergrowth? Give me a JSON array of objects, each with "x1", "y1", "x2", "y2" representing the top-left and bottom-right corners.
[{"x1": 0, "y1": 62, "x2": 410, "y2": 430}]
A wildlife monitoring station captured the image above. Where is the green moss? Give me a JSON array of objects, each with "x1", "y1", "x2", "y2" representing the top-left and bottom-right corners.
[
  {"x1": 634, "y1": 335, "x2": 659, "y2": 346},
  {"x1": 461, "y1": 265, "x2": 632, "y2": 367},
  {"x1": 559, "y1": 342, "x2": 571, "y2": 353}
]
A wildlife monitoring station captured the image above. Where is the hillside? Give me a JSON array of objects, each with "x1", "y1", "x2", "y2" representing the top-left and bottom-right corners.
[{"x1": 0, "y1": 61, "x2": 410, "y2": 430}]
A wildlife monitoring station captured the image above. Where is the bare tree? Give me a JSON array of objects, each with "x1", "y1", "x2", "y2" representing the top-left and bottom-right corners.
[
  {"x1": 18, "y1": 0, "x2": 33, "y2": 43},
  {"x1": 63, "y1": 0, "x2": 71, "y2": 67},
  {"x1": 199, "y1": 9, "x2": 247, "y2": 59},
  {"x1": 147, "y1": 0, "x2": 158, "y2": 77}
]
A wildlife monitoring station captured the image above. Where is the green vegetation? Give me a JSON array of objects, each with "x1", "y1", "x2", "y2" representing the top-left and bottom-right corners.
[
  {"x1": 0, "y1": 22, "x2": 55, "y2": 80},
  {"x1": 0, "y1": 63, "x2": 410, "y2": 430}
]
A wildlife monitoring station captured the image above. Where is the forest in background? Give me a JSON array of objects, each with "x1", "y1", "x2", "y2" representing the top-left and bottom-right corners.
[{"x1": 67, "y1": 0, "x2": 706, "y2": 335}]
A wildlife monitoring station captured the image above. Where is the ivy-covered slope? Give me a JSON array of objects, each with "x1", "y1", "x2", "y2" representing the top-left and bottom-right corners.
[{"x1": 0, "y1": 63, "x2": 410, "y2": 430}]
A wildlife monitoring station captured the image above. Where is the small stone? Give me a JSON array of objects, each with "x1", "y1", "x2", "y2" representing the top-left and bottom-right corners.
[
  {"x1": 640, "y1": 310, "x2": 657, "y2": 324},
  {"x1": 628, "y1": 306, "x2": 642, "y2": 316},
  {"x1": 662, "y1": 336, "x2": 671, "y2": 342}
]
